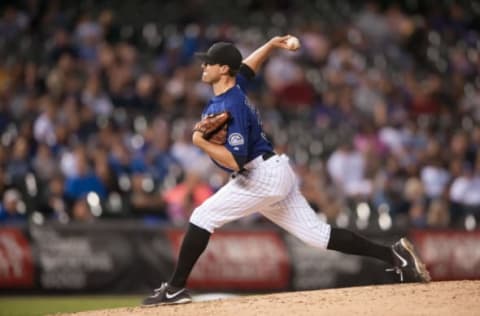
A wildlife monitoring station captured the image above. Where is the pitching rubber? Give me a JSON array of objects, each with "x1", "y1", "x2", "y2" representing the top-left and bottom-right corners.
[{"x1": 141, "y1": 297, "x2": 192, "y2": 308}]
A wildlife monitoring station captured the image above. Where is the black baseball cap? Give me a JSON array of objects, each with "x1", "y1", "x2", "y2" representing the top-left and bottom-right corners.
[{"x1": 195, "y1": 42, "x2": 242, "y2": 71}]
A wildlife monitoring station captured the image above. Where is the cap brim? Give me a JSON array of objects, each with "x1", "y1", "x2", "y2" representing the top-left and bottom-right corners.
[{"x1": 194, "y1": 52, "x2": 211, "y2": 62}]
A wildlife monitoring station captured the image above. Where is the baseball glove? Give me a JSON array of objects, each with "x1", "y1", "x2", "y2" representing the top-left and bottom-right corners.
[{"x1": 193, "y1": 111, "x2": 231, "y2": 145}]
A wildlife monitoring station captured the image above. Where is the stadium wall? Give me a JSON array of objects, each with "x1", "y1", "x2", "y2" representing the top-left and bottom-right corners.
[{"x1": 0, "y1": 222, "x2": 478, "y2": 294}]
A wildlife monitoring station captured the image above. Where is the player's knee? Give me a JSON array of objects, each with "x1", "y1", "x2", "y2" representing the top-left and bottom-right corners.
[
  {"x1": 303, "y1": 237, "x2": 329, "y2": 249},
  {"x1": 298, "y1": 225, "x2": 331, "y2": 249},
  {"x1": 189, "y1": 216, "x2": 215, "y2": 233},
  {"x1": 189, "y1": 209, "x2": 216, "y2": 233}
]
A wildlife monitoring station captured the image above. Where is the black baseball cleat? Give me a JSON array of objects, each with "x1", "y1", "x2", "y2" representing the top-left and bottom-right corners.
[
  {"x1": 142, "y1": 282, "x2": 192, "y2": 307},
  {"x1": 388, "y1": 237, "x2": 431, "y2": 283}
]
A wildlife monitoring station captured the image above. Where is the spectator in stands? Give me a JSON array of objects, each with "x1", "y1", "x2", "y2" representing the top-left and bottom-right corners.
[
  {"x1": 93, "y1": 148, "x2": 118, "y2": 194},
  {"x1": 108, "y1": 139, "x2": 146, "y2": 176},
  {"x1": 327, "y1": 140, "x2": 372, "y2": 199},
  {"x1": 38, "y1": 174, "x2": 69, "y2": 222},
  {"x1": 376, "y1": 154, "x2": 415, "y2": 216},
  {"x1": 71, "y1": 198, "x2": 94, "y2": 222},
  {"x1": 98, "y1": 9, "x2": 121, "y2": 44},
  {"x1": 163, "y1": 172, "x2": 213, "y2": 225},
  {"x1": 144, "y1": 120, "x2": 183, "y2": 185},
  {"x1": 420, "y1": 157, "x2": 450, "y2": 201},
  {"x1": 74, "y1": 12, "x2": 102, "y2": 63},
  {"x1": 354, "y1": 121, "x2": 387, "y2": 157},
  {"x1": 170, "y1": 121, "x2": 213, "y2": 178},
  {"x1": 47, "y1": 28, "x2": 79, "y2": 65},
  {"x1": 82, "y1": 72, "x2": 113, "y2": 116},
  {"x1": 6, "y1": 137, "x2": 31, "y2": 183},
  {"x1": 32, "y1": 143, "x2": 58, "y2": 182},
  {"x1": 0, "y1": 5, "x2": 29, "y2": 41},
  {"x1": 403, "y1": 177, "x2": 427, "y2": 227},
  {"x1": 426, "y1": 198, "x2": 450, "y2": 228},
  {"x1": 0, "y1": 189, "x2": 27, "y2": 223},
  {"x1": 408, "y1": 200, "x2": 427, "y2": 228},
  {"x1": 129, "y1": 173, "x2": 166, "y2": 220},
  {"x1": 0, "y1": 0, "x2": 478, "y2": 232},
  {"x1": 0, "y1": 99, "x2": 12, "y2": 135},
  {"x1": 298, "y1": 163, "x2": 342, "y2": 221},
  {"x1": 449, "y1": 161, "x2": 480, "y2": 223},
  {"x1": 131, "y1": 73, "x2": 158, "y2": 114},
  {"x1": 64, "y1": 150, "x2": 107, "y2": 202},
  {"x1": 0, "y1": 167, "x2": 7, "y2": 194},
  {"x1": 51, "y1": 124, "x2": 70, "y2": 157},
  {"x1": 33, "y1": 96, "x2": 57, "y2": 146},
  {"x1": 449, "y1": 131, "x2": 471, "y2": 165}
]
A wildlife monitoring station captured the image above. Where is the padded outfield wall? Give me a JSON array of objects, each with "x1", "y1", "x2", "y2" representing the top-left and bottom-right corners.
[{"x1": 0, "y1": 222, "x2": 479, "y2": 294}]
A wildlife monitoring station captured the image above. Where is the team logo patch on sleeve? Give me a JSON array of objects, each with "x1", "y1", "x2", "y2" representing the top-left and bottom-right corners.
[{"x1": 228, "y1": 133, "x2": 244, "y2": 146}]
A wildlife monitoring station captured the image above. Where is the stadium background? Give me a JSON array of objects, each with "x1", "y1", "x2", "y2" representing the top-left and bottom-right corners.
[{"x1": 0, "y1": 0, "x2": 479, "y2": 314}]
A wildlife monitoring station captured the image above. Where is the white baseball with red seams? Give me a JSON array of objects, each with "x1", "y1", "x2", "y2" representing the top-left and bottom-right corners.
[{"x1": 190, "y1": 154, "x2": 332, "y2": 249}]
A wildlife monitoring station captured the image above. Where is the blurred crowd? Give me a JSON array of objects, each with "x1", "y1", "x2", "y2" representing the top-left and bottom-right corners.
[{"x1": 0, "y1": 0, "x2": 479, "y2": 231}]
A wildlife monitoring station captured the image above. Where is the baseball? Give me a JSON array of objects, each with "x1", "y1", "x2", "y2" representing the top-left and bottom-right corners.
[{"x1": 286, "y1": 36, "x2": 300, "y2": 50}]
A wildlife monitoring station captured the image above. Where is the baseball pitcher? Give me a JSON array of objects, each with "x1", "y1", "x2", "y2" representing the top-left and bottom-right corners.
[{"x1": 142, "y1": 35, "x2": 430, "y2": 306}]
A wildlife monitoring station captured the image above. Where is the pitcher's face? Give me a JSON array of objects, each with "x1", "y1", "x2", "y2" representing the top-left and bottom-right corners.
[{"x1": 201, "y1": 62, "x2": 227, "y2": 84}]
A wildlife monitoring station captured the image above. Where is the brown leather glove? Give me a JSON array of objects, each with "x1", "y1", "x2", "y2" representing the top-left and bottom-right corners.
[{"x1": 193, "y1": 111, "x2": 231, "y2": 145}]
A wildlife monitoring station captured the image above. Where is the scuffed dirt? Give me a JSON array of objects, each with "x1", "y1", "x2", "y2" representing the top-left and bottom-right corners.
[{"x1": 57, "y1": 280, "x2": 480, "y2": 316}]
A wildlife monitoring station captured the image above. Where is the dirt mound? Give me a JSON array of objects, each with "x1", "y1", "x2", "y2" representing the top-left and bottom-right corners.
[{"x1": 58, "y1": 280, "x2": 480, "y2": 316}]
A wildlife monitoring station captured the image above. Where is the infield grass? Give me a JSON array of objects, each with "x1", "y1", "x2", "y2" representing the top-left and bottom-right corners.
[{"x1": 0, "y1": 295, "x2": 142, "y2": 316}]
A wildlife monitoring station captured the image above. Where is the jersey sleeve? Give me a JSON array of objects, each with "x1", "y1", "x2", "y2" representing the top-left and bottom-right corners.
[
  {"x1": 224, "y1": 97, "x2": 249, "y2": 159},
  {"x1": 235, "y1": 63, "x2": 256, "y2": 93}
]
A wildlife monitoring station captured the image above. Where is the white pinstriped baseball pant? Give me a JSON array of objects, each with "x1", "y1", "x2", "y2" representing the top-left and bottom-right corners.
[{"x1": 190, "y1": 154, "x2": 332, "y2": 249}]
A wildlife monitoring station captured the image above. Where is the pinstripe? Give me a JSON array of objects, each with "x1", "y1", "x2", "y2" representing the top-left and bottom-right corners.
[{"x1": 190, "y1": 154, "x2": 331, "y2": 247}]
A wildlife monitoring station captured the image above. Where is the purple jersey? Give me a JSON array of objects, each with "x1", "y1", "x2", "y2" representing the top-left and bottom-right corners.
[{"x1": 201, "y1": 66, "x2": 273, "y2": 172}]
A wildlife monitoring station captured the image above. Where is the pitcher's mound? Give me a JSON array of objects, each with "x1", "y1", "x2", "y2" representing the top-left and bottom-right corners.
[{"x1": 59, "y1": 280, "x2": 480, "y2": 316}]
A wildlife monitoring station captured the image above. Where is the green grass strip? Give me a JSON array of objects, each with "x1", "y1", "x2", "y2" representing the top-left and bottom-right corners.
[{"x1": 0, "y1": 295, "x2": 142, "y2": 316}]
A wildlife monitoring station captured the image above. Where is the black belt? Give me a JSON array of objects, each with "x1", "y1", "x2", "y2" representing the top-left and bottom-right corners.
[
  {"x1": 236, "y1": 152, "x2": 276, "y2": 176},
  {"x1": 262, "y1": 151, "x2": 275, "y2": 161}
]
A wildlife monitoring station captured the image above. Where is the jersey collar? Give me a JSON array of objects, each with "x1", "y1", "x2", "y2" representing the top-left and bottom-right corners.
[{"x1": 211, "y1": 85, "x2": 237, "y2": 102}]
